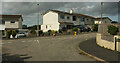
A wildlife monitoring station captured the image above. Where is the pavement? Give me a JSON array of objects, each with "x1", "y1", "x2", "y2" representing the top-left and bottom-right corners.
[
  {"x1": 2, "y1": 33, "x2": 101, "y2": 63},
  {"x1": 79, "y1": 38, "x2": 120, "y2": 63}
]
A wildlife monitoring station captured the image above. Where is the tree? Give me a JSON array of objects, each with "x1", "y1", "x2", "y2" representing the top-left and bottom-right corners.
[
  {"x1": 72, "y1": 27, "x2": 78, "y2": 31},
  {"x1": 108, "y1": 25, "x2": 119, "y2": 35},
  {"x1": 92, "y1": 24, "x2": 98, "y2": 32},
  {"x1": 22, "y1": 25, "x2": 27, "y2": 29},
  {"x1": 11, "y1": 30, "x2": 17, "y2": 37}
]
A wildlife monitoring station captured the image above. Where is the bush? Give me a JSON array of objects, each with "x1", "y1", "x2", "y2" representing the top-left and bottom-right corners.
[
  {"x1": 43, "y1": 32, "x2": 50, "y2": 36},
  {"x1": 59, "y1": 29, "x2": 62, "y2": 33},
  {"x1": 108, "y1": 25, "x2": 119, "y2": 35},
  {"x1": 62, "y1": 27, "x2": 67, "y2": 32},
  {"x1": 48, "y1": 30, "x2": 51, "y2": 33},
  {"x1": 30, "y1": 30, "x2": 36, "y2": 34},
  {"x1": 72, "y1": 27, "x2": 78, "y2": 31},
  {"x1": 92, "y1": 24, "x2": 98, "y2": 32},
  {"x1": 6, "y1": 30, "x2": 12, "y2": 38},
  {"x1": 11, "y1": 30, "x2": 16, "y2": 37},
  {"x1": 51, "y1": 30, "x2": 57, "y2": 34}
]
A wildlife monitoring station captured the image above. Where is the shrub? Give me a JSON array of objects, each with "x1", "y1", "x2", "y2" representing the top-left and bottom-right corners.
[
  {"x1": 62, "y1": 27, "x2": 67, "y2": 32},
  {"x1": 11, "y1": 30, "x2": 16, "y2": 37},
  {"x1": 51, "y1": 30, "x2": 57, "y2": 34},
  {"x1": 108, "y1": 25, "x2": 119, "y2": 35},
  {"x1": 43, "y1": 32, "x2": 50, "y2": 36},
  {"x1": 48, "y1": 30, "x2": 51, "y2": 33},
  {"x1": 30, "y1": 30, "x2": 36, "y2": 34},
  {"x1": 92, "y1": 24, "x2": 98, "y2": 32},
  {"x1": 72, "y1": 27, "x2": 78, "y2": 31},
  {"x1": 6, "y1": 30, "x2": 12, "y2": 38},
  {"x1": 59, "y1": 29, "x2": 62, "y2": 33}
]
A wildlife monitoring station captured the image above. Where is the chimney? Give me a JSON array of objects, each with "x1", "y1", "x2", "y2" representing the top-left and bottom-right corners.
[{"x1": 70, "y1": 8, "x2": 73, "y2": 14}]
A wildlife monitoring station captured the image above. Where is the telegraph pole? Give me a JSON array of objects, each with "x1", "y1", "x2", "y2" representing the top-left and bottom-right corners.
[
  {"x1": 37, "y1": 3, "x2": 40, "y2": 36},
  {"x1": 101, "y1": 2, "x2": 103, "y2": 24}
]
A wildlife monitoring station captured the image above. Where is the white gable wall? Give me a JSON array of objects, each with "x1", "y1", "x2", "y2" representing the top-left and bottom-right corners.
[
  {"x1": 5, "y1": 21, "x2": 19, "y2": 28},
  {"x1": 41, "y1": 11, "x2": 59, "y2": 32}
]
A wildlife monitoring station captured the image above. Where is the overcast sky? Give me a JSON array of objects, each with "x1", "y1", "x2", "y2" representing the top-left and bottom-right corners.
[{"x1": 0, "y1": 2, "x2": 119, "y2": 26}]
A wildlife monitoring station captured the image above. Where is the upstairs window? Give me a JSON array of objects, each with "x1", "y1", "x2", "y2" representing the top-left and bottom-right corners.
[
  {"x1": 60, "y1": 15, "x2": 65, "y2": 19},
  {"x1": 81, "y1": 17, "x2": 85, "y2": 21},
  {"x1": 86, "y1": 18, "x2": 89, "y2": 21},
  {"x1": 67, "y1": 16, "x2": 70, "y2": 19},
  {"x1": 11, "y1": 21, "x2": 15, "y2": 23},
  {"x1": 73, "y1": 16, "x2": 76, "y2": 21}
]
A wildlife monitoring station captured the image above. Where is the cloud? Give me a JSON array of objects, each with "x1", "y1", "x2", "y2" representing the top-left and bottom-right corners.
[{"x1": 1, "y1": 2, "x2": 119, "y2": 26}]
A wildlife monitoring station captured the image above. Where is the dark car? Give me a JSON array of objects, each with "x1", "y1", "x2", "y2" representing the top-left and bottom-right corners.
[{"x1": 73, "y1": 25, "x2": 91, "y2": 32}]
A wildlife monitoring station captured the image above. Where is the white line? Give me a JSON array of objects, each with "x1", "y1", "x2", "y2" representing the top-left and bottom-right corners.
[
  {"x1": 8, "y1": 42, "x2": 11, "y2": 43},
  {"x1": 37, "y1": 40, "x2": 39, "y2": 43},
  {"x1": 22, "y1": 41, "x2": 25, "y2": 42}
]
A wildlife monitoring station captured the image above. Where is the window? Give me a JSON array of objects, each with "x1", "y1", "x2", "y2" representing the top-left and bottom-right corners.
[
  {"x1": 11, "y1": 21, "x2": 15, "y2": 23},
  {"x1": 81, "y1": 17, "x2": 85, "y2": 21},
  {"x1": 86, "y1": 18, "x2": 89, "y2": 21},
  {"x1": 67, "y1": 16, "x2": 70, "y2": 19},
  {"x1": 60, "y1": 15, "x2": 65, "y2": 19},
  {"x1": 2, "y1": 20, "x2": 5, "y2": 24},
  {"x1": 46, "y1": 25, "x2": 47, "y2": 29},
  {"x1": 73, "y1": 16, "x2": 76, "y2": 21}
]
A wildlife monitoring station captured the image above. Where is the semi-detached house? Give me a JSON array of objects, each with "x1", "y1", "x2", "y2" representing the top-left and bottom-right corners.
[
  {"x1": 41, "y1": 9, "x2": 112, "y2": 32},
  {"x1": 0, "y1": 15, "x2": 23, "y2": 37}
]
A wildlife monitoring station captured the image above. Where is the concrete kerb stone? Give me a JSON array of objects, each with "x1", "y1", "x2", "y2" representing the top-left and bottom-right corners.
[{"x1": 76, "y1": 44, "x2": 109, "y2": 63}]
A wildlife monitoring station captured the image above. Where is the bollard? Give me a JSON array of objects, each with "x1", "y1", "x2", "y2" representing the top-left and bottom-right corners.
[{"x1": 74, "y1": 32, "x2": 77, "y2": 36}]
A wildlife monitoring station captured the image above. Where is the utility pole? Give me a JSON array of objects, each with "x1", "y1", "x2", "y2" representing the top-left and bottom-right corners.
[
  {"x1": 37, "y1": 3, "x2": 40, "y2": 36},
  {"x1": 101, "y1": 2, "x2": 103, "y2": 24}
]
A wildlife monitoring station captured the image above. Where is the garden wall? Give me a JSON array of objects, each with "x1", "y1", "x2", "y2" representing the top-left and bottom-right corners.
[
  {"x1": 96, "y1": 33, "x2": 120, "y2": 52},
  {"x1": 98, "y1": 23, "x2": 120, "y2": 42}
]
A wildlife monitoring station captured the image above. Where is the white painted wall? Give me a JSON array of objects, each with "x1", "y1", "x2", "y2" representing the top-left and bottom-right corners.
[
  {"x1": 0, "y1": 24, "x2": 5, "y2": 30},
  {"x1": 41, "y1": 11, "x2": 59, "y2": 32},
  {"x1": 95, "y1": 19, "x2": 111, "y2": 24},
  {"x1": 5, "y1": 21, "x2": 19, "y2": 28},
  {"x1": 3, "y1": 18, "x2": 22, "y2": 29}
]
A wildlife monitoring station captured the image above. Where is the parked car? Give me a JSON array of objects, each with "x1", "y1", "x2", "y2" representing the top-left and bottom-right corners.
[
  {"x1": 17, "y1": 32, "x2": 26, "y2": 38},
  {"x1": 73, "y1": 25, "x2": 91, "y2": 32}
]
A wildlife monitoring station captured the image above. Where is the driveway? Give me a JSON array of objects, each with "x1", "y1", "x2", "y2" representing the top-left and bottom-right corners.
[{"x1": 2, "y1": 33, "x2": 97, "y2": 62}]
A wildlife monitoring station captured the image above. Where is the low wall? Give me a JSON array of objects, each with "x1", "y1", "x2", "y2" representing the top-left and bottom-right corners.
[{"x1": 96, "y1": 33, "x2": 120, "y2": 52}]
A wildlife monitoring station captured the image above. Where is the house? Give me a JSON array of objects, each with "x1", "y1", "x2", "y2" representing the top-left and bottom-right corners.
[
  {"x1": 41, "y1": 9, "x2": 95, "y2": 32},
  {"x1": 41, "y1": 9, "x2": 112, "y2": 32},
  {"x1": 94, "y1": 17, "x2": 112, "y2": 24},
  {"x1": 0, "y1": 15, "x2": 23, "y2": 37}
]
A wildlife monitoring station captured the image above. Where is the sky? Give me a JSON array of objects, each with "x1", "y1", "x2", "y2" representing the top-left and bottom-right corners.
[{"x1": 0, "y1": 2, "x2": 120, "y2": 26}]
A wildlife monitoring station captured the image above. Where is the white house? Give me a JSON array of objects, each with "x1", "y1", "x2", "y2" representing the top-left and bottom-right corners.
[
  {"x1": 94, "y1": 17, "x2": 112, "y2": 24},
  {"x1": 0, "y1": 15, "x2": 23, "y2": 37},
  {"x1": 41, "y1": 9, "x2": 95, "y2": 32},
  {"x1": 41, "y1": 9, "x2": 112, "y2": 32}
]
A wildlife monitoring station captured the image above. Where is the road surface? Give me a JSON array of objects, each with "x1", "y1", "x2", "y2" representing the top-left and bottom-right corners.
[{"x1": 2, "y1": 33, "x2": 97, "y2": 61}]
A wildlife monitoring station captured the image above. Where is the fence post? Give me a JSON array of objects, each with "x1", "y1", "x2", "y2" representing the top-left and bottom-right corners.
[{"x1": 115, "y1": 37, "x2": 117, "y2": 51}]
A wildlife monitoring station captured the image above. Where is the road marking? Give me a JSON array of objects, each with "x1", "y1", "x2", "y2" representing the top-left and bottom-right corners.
[
  {"x1": 8, "y1": 42, "x2": 11, "y2": 43},
  {"x1": 22, "y1": 41, "x2": 25, "y2": 42},
  {"x1": 37, "y1": 40, "x2": 39, "y2": 43}
]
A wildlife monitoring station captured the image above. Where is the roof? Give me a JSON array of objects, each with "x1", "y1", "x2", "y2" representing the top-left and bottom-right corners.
[
  {"x1": 59, "y1": 22, "x2": 74, "y2": 25},
  {"x1": 95, "y1": 17, "x2": 112, "y2": 21},
  {"x1": 0, "y1": 15, "x2": 23, "y2": 21},
  {"x1": 42, "y1": 9, "x2": 95, "y2": 18}
]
